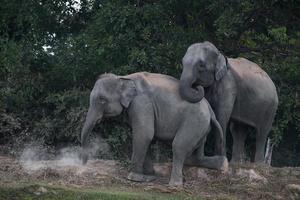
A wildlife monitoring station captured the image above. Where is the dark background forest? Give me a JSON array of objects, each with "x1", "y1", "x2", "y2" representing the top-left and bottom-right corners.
[{"x1": 0, "y1": 0, "x2": 299, "y2": 166}]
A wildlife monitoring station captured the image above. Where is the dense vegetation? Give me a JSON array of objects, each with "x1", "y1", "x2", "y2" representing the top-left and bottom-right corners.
[{"x1": 0, "y1": 0, "x2": 299, "y2": 166}]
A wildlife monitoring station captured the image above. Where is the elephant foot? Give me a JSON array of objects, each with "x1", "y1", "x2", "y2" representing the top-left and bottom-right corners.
[
  {"x1": 169, "y1": 175, "x2": 183, "y2": 187},
  {"x1": 205, "y1": 155, "x2": 228, "y2": 171},
  {"x1": 127, "y1": 172, "x2": 156, "y2": 182},
  {"x1": 168, "y1": 180, "x2": 183, "y2": 187},
  {"x1": 186, "y1": 155, "x2": 228, "y2": 171},
  {"x1": 218, "y1": 156, "x2": 229, "y2": 172}
]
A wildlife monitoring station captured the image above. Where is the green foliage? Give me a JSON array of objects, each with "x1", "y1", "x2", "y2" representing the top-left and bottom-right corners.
[
  {"x1": 0, "y1": 111, "x2": 20, "y2": 144},
  {"x1": 0, "y1": 0, "x2": 299, "y2": 166},
  {"x1": 103, "y1": 119, "x2": 132, "y2": 160},
  {"x1": 82, "y1": 1, "x2": 188, "y2": 78},
  {"x1": 30, "y1": 89, "x2": 89, "y2": 146}
]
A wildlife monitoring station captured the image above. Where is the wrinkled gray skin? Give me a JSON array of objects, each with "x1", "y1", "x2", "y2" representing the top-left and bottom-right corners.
[
  {"x1": 179, "y1": 41, "x2": 278, "y2": 163},
  {"x1": 81, "y1": 72, "x2": 227, "y2": 186}
]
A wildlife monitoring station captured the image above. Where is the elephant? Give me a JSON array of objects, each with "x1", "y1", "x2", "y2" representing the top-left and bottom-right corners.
[
  {"x1": 80, "y1": 72, "x2": 228, "y2": 186},
  {"x1": 179, "y1": 41, "x2": 278, "y2": 164}
]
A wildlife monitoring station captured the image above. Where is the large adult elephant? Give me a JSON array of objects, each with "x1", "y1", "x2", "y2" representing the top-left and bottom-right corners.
[
  {"x1": 179, "y1": 41, "x2": 278, "y2": 163},
  {"x1": 80, "y1": 72, "x2": 227, "y2": 186}
]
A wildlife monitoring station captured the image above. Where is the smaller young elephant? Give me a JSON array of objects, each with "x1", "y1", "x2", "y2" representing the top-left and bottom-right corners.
[{"x1": 80, "y1": 72, "x2": 227, "y2": 186}]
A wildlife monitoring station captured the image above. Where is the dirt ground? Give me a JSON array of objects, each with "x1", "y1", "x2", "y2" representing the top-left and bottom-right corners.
[{"x1": 0, "y1": 155, "x2": 299, "y2": 200}]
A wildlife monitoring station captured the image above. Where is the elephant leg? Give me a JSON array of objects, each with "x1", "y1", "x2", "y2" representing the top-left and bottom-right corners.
[
  {"x1": 230, "y1": 122, "x2": 248, "y2": 163},
  {"x1": 197, "y1": 135, "x2": 206, "y2": 158},
  {"x1": 214, "y1": 109, "x2": 233, "y2": 156},
  {"x1": 127, "y1": 105, "x2": 155, "y2": 182},
  {"x1": 128, "y1": 136, "x2": 156, "y2": 182},
  {"x1": 130, "y1": 131, "x2": 152, "y2": 174},
  {"x1": 143, "y1": 147, "x2": 155, "y2": 175},
  {"x1": 169, "y1": 123, "x2": 205, "y2": 186},
  {"x1": 185, "y1": 152, "x2": 228, "y2": 170},
  {"x1": 185, "y1": 140, "x2": 228, "y2": 171},
  {"x1": 197, "y1": 156, "x2": 228, "y2": 171},
  {"x1": 254, "y1": 106, "x2": 277, "y2": 164},
  {"x1": 254, "y1": 127, "x2": 269, "y2": 163},
  {"x1": 211, "y1": 86, "x2": 236, "y2": 156},
  {"x1": 184, "y1": 136, "x2": 205, "y2": 166}
]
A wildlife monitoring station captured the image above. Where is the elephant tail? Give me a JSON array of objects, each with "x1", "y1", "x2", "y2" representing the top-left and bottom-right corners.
[{"x1": 208, "y1": 103, "x2": 224, "y2": 155}]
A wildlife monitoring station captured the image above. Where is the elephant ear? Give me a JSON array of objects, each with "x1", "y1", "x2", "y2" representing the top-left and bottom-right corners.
[
  {"x1": 119, "y1": 78, "x2": 137, "y2": 108},
  {"x1": 215, "y1": 53, "x2": 228, "y2": 81}
]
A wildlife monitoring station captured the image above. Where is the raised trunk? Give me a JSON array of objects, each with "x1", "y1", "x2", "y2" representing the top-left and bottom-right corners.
[
  {"x1": 80, "y1": 107, "x2": 102, "y2": 164},
  {"x1": 179, "y1": 69, "x2": 205, "y2": 103}
]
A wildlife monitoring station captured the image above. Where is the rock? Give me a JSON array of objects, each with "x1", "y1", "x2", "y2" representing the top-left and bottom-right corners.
[
  {"x1": 34, "y1": 186, "x2": 48, "y2": 195},
  {"x1": 286, "y1": 184, "x2": 300, "y2": 193},
  {"x1": 220, "y1": 157, "x2": 229, "y2": 172},
  {"x1": 286, "y1": 184, "x2": 300, "y2": 199},
  {"x1": 235, "y1": 169, "x2": 267, "y2": 183}
]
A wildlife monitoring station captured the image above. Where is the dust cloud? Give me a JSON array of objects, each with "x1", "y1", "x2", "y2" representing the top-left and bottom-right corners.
[{"x1": 19, "y1": 137, "x2": 110, "y2": 172}]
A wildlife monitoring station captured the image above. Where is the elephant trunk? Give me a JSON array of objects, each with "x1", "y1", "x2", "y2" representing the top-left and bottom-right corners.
[
  {"x1": 80, "y1": 107, "x2": 103, "y2": 164},
  {"x1": 179, "y1": 69, "x2": 205, "y2": 103}
]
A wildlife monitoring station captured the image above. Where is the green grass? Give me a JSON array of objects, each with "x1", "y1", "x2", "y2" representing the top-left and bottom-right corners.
[{"x1": 0, "y1": 184, "x2": 202, "y2": 200}]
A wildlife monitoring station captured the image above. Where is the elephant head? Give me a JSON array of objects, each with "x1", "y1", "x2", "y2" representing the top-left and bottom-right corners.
[
  {"x1": 179, "y1": 41, "x2": 228, "y2": 103},
  {"x1": 80, "y1": 73, "x2": 137, "y2": 164}
]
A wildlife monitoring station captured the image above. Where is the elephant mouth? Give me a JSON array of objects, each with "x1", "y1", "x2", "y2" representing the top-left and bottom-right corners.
[
  {"x1": 192, "y1": 82, "x2": 207, "y2": 90},
  {"x1": 194, "y1": 80, "x2": 211, "y2": 88}
]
